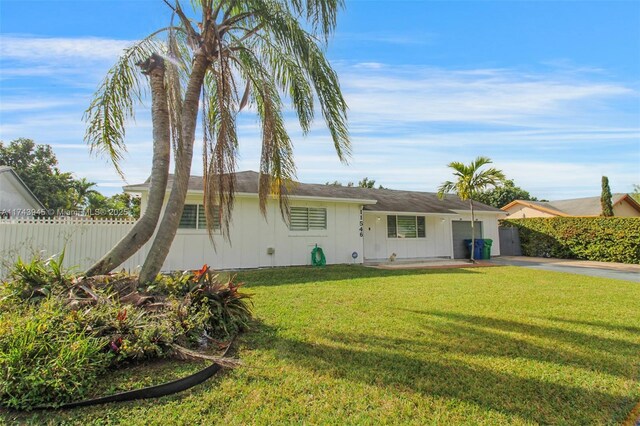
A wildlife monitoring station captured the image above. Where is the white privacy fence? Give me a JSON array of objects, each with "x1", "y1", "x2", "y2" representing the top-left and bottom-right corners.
[{"x1": 0, "y1": 218, "x2": 148, "y2": 278}]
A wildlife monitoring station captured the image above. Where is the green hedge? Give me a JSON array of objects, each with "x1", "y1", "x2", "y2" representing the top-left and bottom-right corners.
[{"x1": 501, "y1": 217, "x2": 640, "y2": 264}]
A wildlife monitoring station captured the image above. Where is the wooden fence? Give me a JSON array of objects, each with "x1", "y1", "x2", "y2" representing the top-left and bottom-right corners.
[{"x1": 0, "y1": 218, "x2": 148, "y2": 278}]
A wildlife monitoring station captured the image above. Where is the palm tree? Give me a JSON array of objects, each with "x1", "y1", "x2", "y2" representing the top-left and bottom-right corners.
[
  {"x1": 85, "y1": 53, "x2": 171, "y2": 276},
  {"x1": 72, "y1": 178, "x2": 100, "y2": 209},
  {"x1": 438, "y1": 156, "x2": 505, "y2": 262},
  {"x1": 84, "y1": 0, "x2": 349, "y2": 282}
]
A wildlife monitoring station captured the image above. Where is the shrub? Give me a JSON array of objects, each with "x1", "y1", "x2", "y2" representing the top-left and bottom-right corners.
[
  {"x1": 170, "y1": 265, "x2": 253, "y2": 342},
  {"x1": 0, "y1": 262, "x2": 252, "y2": 410},
  {"x1": 501, "y1": 217, "x2": 640, "y2": 264},
  {"x1": 2, "y1": 251, "x2": 72, "y2": 303},
  {"x1": 82, "y1": 302, "x2": 177, "y2": 363},
  {"x1": 0, "y1": 299, "x2": 112, "y2": 409}
]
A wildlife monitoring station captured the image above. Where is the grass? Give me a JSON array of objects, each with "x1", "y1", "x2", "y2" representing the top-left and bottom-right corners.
[{"x1": 3, "y1": 265, "x2": 640, "y2": 425}]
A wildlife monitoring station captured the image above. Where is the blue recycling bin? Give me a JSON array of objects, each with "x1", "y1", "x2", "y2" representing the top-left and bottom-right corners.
[{"x1": 464, "y1": 239, "x2": 484, "y2": 260}]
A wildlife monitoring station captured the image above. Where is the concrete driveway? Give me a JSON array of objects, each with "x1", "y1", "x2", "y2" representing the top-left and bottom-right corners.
[{"x1": 491, "y1": 256, "x2": 640, "y2": 283}]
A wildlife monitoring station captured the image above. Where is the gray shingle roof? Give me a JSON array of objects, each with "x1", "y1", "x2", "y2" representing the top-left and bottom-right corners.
[
  {"x1": 522, "y1": 194, "x2": 631, "y2": 216},
  {"x1": 125, "y1": 170, "x2": 502, "y2": 214}
]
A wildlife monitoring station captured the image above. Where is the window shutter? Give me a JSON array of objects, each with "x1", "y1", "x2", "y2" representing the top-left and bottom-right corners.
[
  {"x1": 308, "y1": 208, "x2": 327, "y2": 230},
  {"x1": 397, "y1": 215, "x2": 417, "y2": 238},
  {"x1": 198, "y1": 205, "x2": 221, "y2": 230},
  {"x1": 387, "y1": 215, "x2": 397, "y2": 238},
  {"x1": 179, "y1": 205, "x2": 198, "y2": 229},
  {"x1": 417, "y1": 216, "x2": 426, "y2": 238},
  {"x1": 290, "y1": 207, "x2": 309, "y2": 231},
  {"x1": 290, "y1": 207, "x2": 327, "y2": 231}
]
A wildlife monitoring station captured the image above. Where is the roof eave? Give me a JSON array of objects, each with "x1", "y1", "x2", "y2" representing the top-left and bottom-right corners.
[
  {"x1": 124, "y1": 186, "x2": 377, "y2": 205},
  {"x1": 451, "y1": 209, "x2": 507, "y2": 215}
]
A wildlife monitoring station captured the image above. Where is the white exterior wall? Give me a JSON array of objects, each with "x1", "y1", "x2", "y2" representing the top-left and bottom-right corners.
[
  {"x1": 160, "y1": 194, "x2": 364, "y2": 271},
  {"x1": 451, "y1": 211, "x2": 503, "y2": 257},
  {"x1": 0, "y1": 196, "x2": 365, "y2": 276},
  {"x1": 362, "y1": 211, "x2": 503, "y2": 261},
  {"x1": 0, "y1": 173, "x2": 42, "y2": 216},
  {"x1": 363, "y1": 213, "x2": 452, "y2": 260}
]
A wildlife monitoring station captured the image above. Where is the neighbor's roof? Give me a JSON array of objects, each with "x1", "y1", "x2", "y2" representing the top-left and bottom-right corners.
[
  {"x1": 0, "y1": 165, "x2": 45, "y2": 209},
  {"x1": 124, "y1": 170, "x2": 503, "y2": 215},
  {"x1": 502, "y1": 194, "x2": 640, "y2": 216}
]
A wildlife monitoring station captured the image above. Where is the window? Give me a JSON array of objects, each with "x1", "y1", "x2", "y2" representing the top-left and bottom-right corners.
[
  {"x1": 178, "y1": 204, "x2": 220, "y2": 230},
  {"x1": 387, "y1": 215, "x2": 426, "y2": 238},
  {"x1": 290, "y1": 207, "x2": 327, "y2": 231}
]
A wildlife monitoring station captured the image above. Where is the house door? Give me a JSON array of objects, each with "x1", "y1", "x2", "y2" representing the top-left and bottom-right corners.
[
  {"x1": 363, "y1": 214, "x2": 378, "y2": 260},
  {"x1": 451, "y1": 221, "x2": 483, "y2": 259}
]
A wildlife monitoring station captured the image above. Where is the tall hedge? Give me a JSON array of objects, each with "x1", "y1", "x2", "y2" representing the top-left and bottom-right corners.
[{"x1": 501, "y1": 217, "x2": 640, "y2": 264}]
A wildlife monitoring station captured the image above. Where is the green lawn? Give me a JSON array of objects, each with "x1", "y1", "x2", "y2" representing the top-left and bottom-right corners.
[{"x1": 4, "y1": 265, "x2": 640, "y2": 425}]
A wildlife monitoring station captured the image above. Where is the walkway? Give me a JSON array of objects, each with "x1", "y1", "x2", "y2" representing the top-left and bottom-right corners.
[{"x1": 490, "y1": 256, "x2": 640, "y2": 283}]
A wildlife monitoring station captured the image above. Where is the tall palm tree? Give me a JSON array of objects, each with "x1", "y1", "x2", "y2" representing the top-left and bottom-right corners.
[
  {"x1": 84, "y1": 0, "x2": 349, "y2": 282},
  {"x1": 438, "y1": 156, "x2": 505, "y2": 262},
  {"x1": 72, "y1": 178, "x2": 100, "y2": 209}
]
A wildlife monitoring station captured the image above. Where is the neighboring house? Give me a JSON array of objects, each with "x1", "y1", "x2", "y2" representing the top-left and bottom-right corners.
[
  {"x1": 502, "y1": 194, "x2": 640, "y2": 218},
  {"x1": 0, "y1": 166, "x2": 46, "y2": 218},
  {"x1": 124, "y1": 171, "x2": 505, "y2": 270}
]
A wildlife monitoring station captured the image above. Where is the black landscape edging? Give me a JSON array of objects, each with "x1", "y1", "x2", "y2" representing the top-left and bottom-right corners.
[{"x1": 33, "y1": 343, "x2": 233, "y2": 410}]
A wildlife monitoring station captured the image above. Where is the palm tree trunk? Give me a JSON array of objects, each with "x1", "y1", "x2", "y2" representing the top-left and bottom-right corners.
[
  {"x1": 470, "y1": 199, "x2": 476, "y2": 263},
  {"x1": 138, "y1": 53, "x2": 210, "y2": 284},
  {"x1": 85, "y1": 54, "x2": 170, "y2": 276}
]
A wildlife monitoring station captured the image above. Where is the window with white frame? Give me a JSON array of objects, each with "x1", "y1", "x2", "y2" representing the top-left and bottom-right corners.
[
  {"x1": 178, "y1": 204, "x2": 221, "y2": 230},
  {"x1": 387, "y1": 215, "x2": 426, "y2": 238},
  {"x1": 289, "y1": 207, "x2": 327, "y2": 231}
]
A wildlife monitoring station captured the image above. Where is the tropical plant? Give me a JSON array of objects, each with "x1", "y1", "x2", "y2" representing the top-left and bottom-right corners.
[
  {"x1": 4, "y1": 251, "x2": 72, "y2": 302},
  {"x1": 438, "y1": 156, "x2": 506, "y2": 262},
  {"x1": 0, "y1": 298, "x2": 112, "y2": 410},
  {"x1": 84, "y1": 0, "x2": 350, "y2": 283},
  {"x1": 70, "y1": 177, "x2": 100, "y2": 209},
  {"x1": 600, "y1": 176, "x2": 614, "y2": 217}
]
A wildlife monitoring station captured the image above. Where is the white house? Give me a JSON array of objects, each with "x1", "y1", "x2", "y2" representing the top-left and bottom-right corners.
[
  {"x1": 0, "y1": 166, "x2": 45, "y2": 217},
  {"x1": 124, "y1": 171, "x2": 506, "y2": 271}
]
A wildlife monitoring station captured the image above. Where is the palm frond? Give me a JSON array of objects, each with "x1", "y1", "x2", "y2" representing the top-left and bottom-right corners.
[{"x1": 84, "y1": 36, "x2": 166, "y2": 177}]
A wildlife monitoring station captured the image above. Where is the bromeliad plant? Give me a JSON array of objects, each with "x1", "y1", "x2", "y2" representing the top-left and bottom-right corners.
[
  {"x1": 176, "y1": 264, "x2": 253, "y2": 343},
  {"x1": 3, "y1": 250, "x2": 73, "y2": 303},
  {"x1": 0, "y1": 260, "x2": 251, "y2": 410}
]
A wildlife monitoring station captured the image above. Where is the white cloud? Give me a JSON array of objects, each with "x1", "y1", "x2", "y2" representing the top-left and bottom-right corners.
[
  {"x1": 1, "y1": 37, "x2": 638, "y2": 200},
  {"x1": 0, "y1": 35, "x2": 132, "y2": 62},
  {"x1": 339, "y1": 65, "x2": 635, "y2": 125}
]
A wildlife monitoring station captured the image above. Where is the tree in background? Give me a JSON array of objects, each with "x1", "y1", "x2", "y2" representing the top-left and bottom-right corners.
[
  {"x1": 476, "y1": 179, "x2": 537, "y2": 208},
  {"x1": 631, "y1": 184, "x2": 640, "y2": 203},
  {"x1": 325, "y1": 177, "x2": 386, "y2": 189},
  {"x1": 85, "y1": 0, "x2": 350, "y2": 282},
  {"x1": 358, "y1": 177, "x2": 376, "y2": 188},
  {"x1": 0, "y1": 138, "x2": 139, "y2": 217},
  {"x1": 325, "y1": 180, "x2": 354, "y2": 187},
  {"x1": 438, "y1": 156, "x2": 506, "y2": 262},
  {"x1": 0, "y1": 138, "x2": 75, "y2": 210},
  {"x1": 71, "y1": 177, "x2": 100, "y2": 209},
  {"x1": 600, "y1": 176, "x2": 614, "y2": 217},
  {"x1": 86, "y1": 192, "x2": 141, "y2": 218}
]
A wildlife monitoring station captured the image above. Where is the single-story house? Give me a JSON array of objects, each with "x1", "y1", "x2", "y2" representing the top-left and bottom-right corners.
[
  {"x1": 124, "y1": 171, "x2": 505, "y2": 270},
  {"x1": 502, "y1": 194, "x2": 640, "y2": 218},
  {"x1": 0, "y1": 166, "x2": 45, "y2": 218}
]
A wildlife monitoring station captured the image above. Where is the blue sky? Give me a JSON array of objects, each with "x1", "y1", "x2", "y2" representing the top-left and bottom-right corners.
[{"x1": 1, "y1": 0, "x2": 639, "y2": 200}]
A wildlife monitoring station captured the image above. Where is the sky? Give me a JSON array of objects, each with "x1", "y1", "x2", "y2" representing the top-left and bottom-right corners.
[{"x1": 1, "y1": 0, "x2": 639, "y2": 200}]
